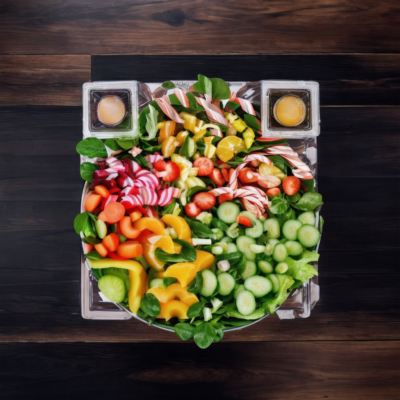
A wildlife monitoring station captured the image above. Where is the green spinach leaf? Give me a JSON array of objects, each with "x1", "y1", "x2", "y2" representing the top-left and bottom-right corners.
[
  {"x1": 80, "y1": 162, "x2": 98, "y2": 183},
  {"x1": 140, "y1": 293, "x2": 161, "y2": 317},
  {"x1": 193, "y1": 74, "x2": 212, "y2": 97},
  {"x1": 174, "y1": 323, "x2": 195, "y2": 341},
  {"x1": 193, "y1": 322, "x2": 216, "y2": 349},
  {"x1": 244, "y1": 114, "x2": 261, "y2": 131},
  {"x1": 291, "y1": 192, "x2": 323, "y2": 211},
  {"x1": 104, "y1": 139, "x2": 122, "y2": 151},
  {"x1": 187, "y1": 272, "x2": 204, "y2": 295},
  {"x1": 162, "y1": 81, "x2": 176, "y2": 89},
  {"x1": 301, "y1": 178, "x2": 316, "y2": 193},
  {"x1": 76, "y1": 138, "x2": 107, "y2": 158},
  {"x1": 269, "y1": 195, "x2": 289, "y2": 214},
  {"x1": 85, "y1": 250, "x2": 103, "y2": 260},
  {"x1": 210, "y1": 78, "x2": 231, "y2": 100},
  {"x1": 187, "y1": 302, "x2": 205, "y2": 318},
  {"x1": 115, "y1": 138, "x2": 134, "y2": 150},
  {"x1": 185, "y1": 217, "x2": 214, "y2": 238},
  {"x1": 163, "y1": 277, "x2": 177, "y2": 288}
]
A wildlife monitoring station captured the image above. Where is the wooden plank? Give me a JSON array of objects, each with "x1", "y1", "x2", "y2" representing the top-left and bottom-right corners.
[
  {"x1": 0, "y1": 1, "x2": 399, "y2": 54},
  {"x1": 91, "y1": 55, "x2": 400, "y2": 105},
  {"x1": 0, "y1": 56, "x2": 90, "y2": 106},
  {"x1": 0, "y1": 342, "x2": 399, "y2": 400}
]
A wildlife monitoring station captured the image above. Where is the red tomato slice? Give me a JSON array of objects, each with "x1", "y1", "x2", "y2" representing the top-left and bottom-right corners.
[{"x1": 193, "y1": 157, "x2": 214, "y2": 176}]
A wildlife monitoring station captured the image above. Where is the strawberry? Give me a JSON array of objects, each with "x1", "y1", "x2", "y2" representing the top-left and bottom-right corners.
[
  {"x1": 208, "y1": 168, "x2": 225, "y2": 187},
  {"x1": 237, "y1": 215, "x2": 253, "y2": 228},
  {"x1": 266, "y1": 188, "x2": 281, "y2": 197},
  {"x1": 185, "y1": 202, "x2": 201, "y2": 218},
  {"x1": 163, "y1": 161, "x2": 180, "y2": 182},
  {"x1": 193, "y1": 192, "x2": 216, "y2": 211},
  {"x1": 193, "y1": 157, "x2": 214, "y2": 176},
  {"x1": 153, "y1": 159, "x2": 167, "y2": 172},
  {"x1": 238, "y1": 167, "x2": 258, "y2": 184},
  {"x1": 218, "y1": 193, "x2": 233, "y2": 204},
  {"x1": 282, "y1": 176, "x2": 301, "y2": 196}
]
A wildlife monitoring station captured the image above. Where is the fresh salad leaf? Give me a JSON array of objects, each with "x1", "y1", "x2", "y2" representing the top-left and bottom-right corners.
[
  {"x1": 211, "y1": 218, "x2": 229, "y2": 232},
  {"x1": 193, "y1": 322, "x2": 216, "y2": 349},
  {"x1": 173, "y1": 239, "x2": 197, "y2": 261},
  {"x1": 210, "y1": 78, "x2": 231, "y2": 100},
  {"x1": 74, "y1": 212, "x2": 89, "y2": 235},
  {"x1": 187, "y1": 272, "x2": 204, "y2": 294},
  {"x1": 187, "y1": 302, "x2": 205, "y2": 318},
  {"x1": 85, "y1": 250, "x2": 103, "y2": 260},
  {"x1": 80, "y1": 162, "x2": 98, "y2": 183},
  {"x1": 160, "y1": 199, "x2": 177, "y2": 216},
  {"x1": 291, "y1": 192, "x2": 323, "y2": 211},
  {"x1": 269, "y1": 195, "x2": 289, "y2": 214},
  {"x1": 262, "y1": 274, "x2": 294, "y2": 314},
  {"x1": 319, "y1": 216, "x2": 324, "y2": 234},
  {"x1": 287, "y1": 193, "x2": 301, "y2": 203},
  {"x1": 179, "y1": 134, "x2": 192, "y2": 158},
  {"x1": 244, "y1": 114, "x2": 261, "y2": 131},
  {"x1": 140, "y1": 293, "x2": 161, "y2": 317},
  {"x1": 174, "y1": 323, "x2": 195, "y2": 340},
  {"x1": 162, "y1": 81, "x2": 176, "y2": 89},
  {"x1": 186, "y1": 92, "x2": 204, "y2": 111},
  {"x1": 267, "y1": 155, "x2": 290, "y2": 173},
  {"x1": 301, "y1": 178, "x2": 316, "y2": 193},
  {"x1": 142, "y1": 104, "x2": 159, "y2": 140},
  {"x1": 163, "y1": 277, "x2": 177, "y2": 288},
  {"x1": 154, "y1": 239, "x2": 196, "y2": 263},
  {"x1": 138, "y1": 101, "x2": 162, "y2": 134},
  {"x1": 81, "y1": 236, "x2": 102, "y2": 245},
  {"x1": 139, "y1": 137, "x2": 162, "y2": 154},
  {"x1": 185, "y1": 217, "x2": 214, "y2": 238},
  {"x1": 193, "y1": 74, "x2": 212, "y2": 97},
  {"x1": 76, "y1": 138, "x2": 107, "y2": 158},
  {"x1": 227, "y1": 309, "x2": 265, "y2": 320},
  {"x1": 104, "y1": 139, "x2": 122, "y2": 151},
  {"x1": 186, "y1": 186, "x2": 209, "y2": 199},
  {"x1": 215, "y1": 251, "x2": 244, "y2": 271},
  {"x1": 285, "y1": 250, "x2": 319, "y2": 283},
  {"x1": 226, "y1": 101, "x2": 241, "y2": 111},
  {"x1": 115, "y1": 138, "x2": 134, "y2": 150}
]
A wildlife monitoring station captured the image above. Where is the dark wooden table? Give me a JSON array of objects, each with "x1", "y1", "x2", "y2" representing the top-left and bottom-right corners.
[{"x1": 1, "y1": 2, "x2": 399, "y2": 399}]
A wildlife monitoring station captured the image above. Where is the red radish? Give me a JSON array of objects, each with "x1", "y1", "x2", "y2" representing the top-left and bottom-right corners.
[
  {"x1": 99, "y1": 179, "x2": 117, "y2": 190},
  {"x1": 147, "y1": 206, "x2": 159, "y2": 219},
  {"x1": 107, "y1": 251, "x2": 129, "y2": 261},
  {"x1": 153, "y1": 159, "x2": 167, "y2": 172},
  {"x1": 282, "y1": 176, "x2": 301, "y2": 196},
  {"x1": 193, "y1": 192, "x2": 216, "y2": 211},
  {"x1": 185, "y1": 202, "x2": 201, "y2": 218},
  {"x1": 93, "y1": 170, "x2": 110, "y2": 180},
  {"x1": 108, "y1": 187, "x2": 121, "y2": 194},
  {"x1": 218, "y1": 193, "x2": 233, "y2": 204},
  {"x1": 237, "y1": 215, "x2": 253, "y2": 228},
  {"x1": 162, "y1": 161, "x2": 180, "y2": 182},
  {"x1": 193, "y1": 157, "x2": 214, "y2": 176},
  {"x1": 266, "y1": 188, "x2": 281, "y2": 197},
  {"x1": 126, "y1": 205, "x2": 148, "y2": 216},
  {"x1": 238, "y1": 167, "x2": 258, "y2": 184},
  {"x1": 208, "y1": 168, "x2": 225, "y2": 187}
]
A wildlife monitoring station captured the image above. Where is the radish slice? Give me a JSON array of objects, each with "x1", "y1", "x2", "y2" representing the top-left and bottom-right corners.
[
  {"x1": 157, "y1": 188, "x2": 173, "y2": 206},
  {"x1": 145, "y1": 153, "x2": 164, "y2": 168},
  {"x1": 140, "y1": 187, "x2": 158, "y2": 206},
  {"x1": 192, "y1": 239, "x2": 212, "y2": 246},
  {"x1": 217, "y1": 260, "x2": 231, "y2": 272},
  {"x1": 105, "y1": 194, "x2": 118, "y2": 207}
]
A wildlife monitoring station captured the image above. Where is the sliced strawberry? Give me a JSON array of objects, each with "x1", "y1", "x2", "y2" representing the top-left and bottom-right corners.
[
  {"x1": 282, "y1": 176, "x2": 301, "y2": 196},
  {"x1": 163, "y1": 161, "x2": 180, "y2": 182},
  {"x1": 238, "y1": 167, "x2": 258, "y2": 184},
  {"x1": 237, "y1": 215, "x2": 253, "y2": 228},
  {"x1": 208, "y1": 168, "x2": 225, "y2": 187},
  {"x1": 193, "y1": 157, "x2": 214, "y2": 176},
  {"x1": 153, "y1": 159, "x2": 167, "y2": 172},
  {"x1": 193, "y1": 192, "x2": 216, "y2": 211},
  {"x1": 266, "y1": 188, "x2": 281, "y2": 197},
  {"x1": 218, "y1": 193, "x2": 233, "y2": 204},
  {"x1": 185, "y1": 202, "x2": 201, "y2": 218}
]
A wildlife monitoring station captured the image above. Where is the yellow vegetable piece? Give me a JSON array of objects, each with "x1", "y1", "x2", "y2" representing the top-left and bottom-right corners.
[
  {"x1": 193, "y1": 250, "x2": 215, "y2": 271},
  {"x1": 88, "y1": 258, "x2": 147, "y2": 314},
  {"x1": 157, "y1": 300, "x2": 189, "y2": 321},
  {"x1": 148, "y1": 283, "x2": 199, "y2": 306},
  {"x1": 259, "y1": 163, "x2": 287, "y2": 180},
  {"x1": 132, "y1": 217, "x2": 166, "y2": 235},
  {"x1": 161, "y1": 215, "x2": 191, "y2": 240},
  {"x1": 177, "y1": 162, "x2": 190, "y2": 181},
  {"x1": 163, "y1": 262, "x2": 197, "y2": 287},
  {"x1": 161, "y1": 136, "x2": 179, "y2": 158},
  {"x1": 171, "y1": 154, "x2": 192, "y2": 168},
  {"x1": 179, "y1": 112, "x2": 197, "y2": 132},
  {"x1": 189, "y1": 168, "x2": 198, "y2": 177},
  {"x1": 204, "y1": 143, "x2": 216, "y2": 158},
  {"x1": 242, "y1": 127, "x2": 255, "y2": 149},
  {"x1": 143, "y1": 235, "x2": 175, "y2": 271},
  {"x1": 158, "y1": 121, "x2": 176, "y2": 144},
  {"x1": 176, "y1": 130, "x2": 189, "y2": 146},
  {"x1": 204, "y1": 136, "x2": 213, "y2": 143},
  {"x1": 216, "y1": 136, "x2": 246, "y2": 162}
]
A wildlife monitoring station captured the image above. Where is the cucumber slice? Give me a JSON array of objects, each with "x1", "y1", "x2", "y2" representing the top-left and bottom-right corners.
[
  {"x1": 217, "y1": 202, "x2": 240, "y2": 224},
  {"x1": 244, "y1": 276, "x2": 273, "y2": 298},
  {"x1": 103, "y1": 268, "x2": 130, "y2": 291},
  {"x1": 214, "y1": 242, "x2": 228, "y2": 253},
  {"x1": 212, "y1": 246, "x2": 224, "y2": 255},
  {"x1": 250, "y1": 244, "x2": 266, "y2": 254},
  {"x1": 240, "y1": 260, "x2": 257, "y2": 280},
  {"x1": 282, "y1": 219, "x2": 303, "y2": 240},
  {"x1": 245, "y1": 219, "x2": 264, "y2": 238},
  {"x1": 149, "y1": 278, "x2": 165, "y2": 289},
  {"x1": 259, "y1": 215, "x2": 266, "y2": 222},
  {"x1": 226, "y1": 222, "x2": 244, "y2": 239},
  {"x1": 265, "y1": 238, "x2": 280, "y2": 256},
  {"x1": 218, "y1": 272, "x2": 236, "y2": 296},
  {"x1": 211, "y1": 228, "x2": 224, "y2": 241},
  {"x1": 236, "y1": 235, "x2": 256, "y2": 261},
  {"x1": 297, "y1": 224, "x2": 321, "y2": 247},
  {"x1": 264, "y1": 218, "x2": 281, "y2": 239},
  {"x1": 284, "y1": 240, "x2": 303, "y2": 256},
  {"x1": 220, "y1": 237, "x2": 233, "y2": 244},
  {"x1": 236, "y1": 290, "x2": 256, "y2": 316},
  {"x1": 234, "y1": 284, "x2": 245, "y2": 299},
  {"x1": 268, "y1": 274, "x2": 280, "y2": 293},
  {"x1": 258, "y1": 260, "x2": 274, "y2": 274},
  {"x1": 227, "y1": 243, "x2": 238, "y2": 254},
  {"x1": 298, "y1": 211, "x2": 316, "y2": 226},
  {"x1": 203, "y1": 307, "x2": 212, "y2": 321},
  {"x1": 98, "y1": 275, "x2": 126, "y2": 303},
  {"x1": 95, "y1": 219, "x2": 108, "y2": 239},
  {"x1": 275, "y1": 262, "x2": 289, "y2": 274},
  {"x1": 200, "y1": 269, "x2": 218, "y2": 297},
  {"x1": 273, "y1": 243, "x2": 288, "y2": 262}
]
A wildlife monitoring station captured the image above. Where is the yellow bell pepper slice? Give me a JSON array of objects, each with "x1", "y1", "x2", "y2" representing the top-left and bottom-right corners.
[
  {"x1": 157, "y1": 300, "x2": 189, "y2": 320},
  {"x1": 193, "y1": 250, "x2": 215, "y2": 271},
  {"x1": 148, "y1": 283, "x2": 199, "y2": 306},
  {"x1": 242, "y1": 127, "x2": 255, "y2": 149},
  {"x1": 161, "y1": 215, "x2": 191, "y2": 240},
  {"x1": 163, "y1": 262, "x2": 197, "y2": 287}
]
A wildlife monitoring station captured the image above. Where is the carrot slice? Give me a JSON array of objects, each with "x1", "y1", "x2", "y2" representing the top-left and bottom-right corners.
[
  {"x1": 102, "y1": 233, "x2": 120, "y2": 252},
  {"x1": 94, "y1": 243, "x2": 108, "y2": 257},
  {"x1": 120, "y1": 216, "x2": 141, "y2": 239},
  {"x1": 221, "y1": 168, "x2": 229, "y2": 182},
  {"x1": 83, "y1": 243, "x2": 94, "y2": 254},
  {"x1": 84, "y1": 194, "x2": 102, "y2": 212},
  {"x1": 103, "y1": 202, "x2": 125, "y2": 224},
  {"x1": 130, "y1": 211, "x2": 142, "y2": 223},
  {"x1": 94, "y1": 185, "x2": 111, "y2": 199},
  {"x1": 98, "y1": 211, "x2": 108, "y2": 222},
  {"x1": 117, "y1": 241, "x2": 143, "y2": 259},
  {"x1": 107, "y1": 251, "x2": 129, "y2": 261}
]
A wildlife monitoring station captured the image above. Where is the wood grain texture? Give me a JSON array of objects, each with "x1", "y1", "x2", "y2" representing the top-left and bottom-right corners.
[
  {"x1": 0, "y1": 0, "x2": 399, "y2": 55},
  {"x1": 92, "y1": 55, "x2": 400, "y2": 106},
  {"x1": 1, "y1": 342, "x2": 399, "y2": 400},
  {"x1": 0, "y1": 56, "x2": 90, "y2": 106}
]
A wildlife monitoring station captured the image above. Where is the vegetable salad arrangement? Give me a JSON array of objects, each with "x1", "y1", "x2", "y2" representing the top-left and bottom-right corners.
[{"x1": 75, "y1": 75, "x2": 323, "y2": 348}]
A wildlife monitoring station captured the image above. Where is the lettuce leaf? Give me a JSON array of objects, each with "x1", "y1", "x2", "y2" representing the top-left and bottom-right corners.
[
  {"x1": 143, "y1": 104, "x2": 159, "y2": 140},
  {"x1": 262, "y1": 274, "x2": 294, "y2": 314},
  {"x1": 285, "y1": 250, "x2": 319, "y2": 288}
]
